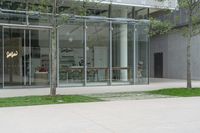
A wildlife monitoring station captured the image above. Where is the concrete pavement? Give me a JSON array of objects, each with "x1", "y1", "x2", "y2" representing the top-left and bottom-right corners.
[
  {"x1": 1, "y1": 78, "x2": 200, "y2": 98},
  {"x1": 0, "y1": 97, "x2": 200, "y2": 133}
]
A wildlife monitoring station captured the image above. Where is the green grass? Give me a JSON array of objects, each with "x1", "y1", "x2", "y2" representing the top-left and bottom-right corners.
[
  {"x1": 147, "y1": 88, "x2": 200, "y2": 97},
  {"x1": 0, "y1": 95, "x2": 102, "y2": 107}
]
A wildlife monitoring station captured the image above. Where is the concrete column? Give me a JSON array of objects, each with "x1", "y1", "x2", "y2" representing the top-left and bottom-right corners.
[{"x1": 120, "y1": 8, "x2": 128, "y2": 81}]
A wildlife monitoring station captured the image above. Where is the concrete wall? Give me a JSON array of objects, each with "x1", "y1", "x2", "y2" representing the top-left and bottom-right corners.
[
  {"x1": 150, "y1": 34, "x2": 168, "y2": 78},
  {"x1": 151, "y1": 31, "x2": 200, "y2": 80}
]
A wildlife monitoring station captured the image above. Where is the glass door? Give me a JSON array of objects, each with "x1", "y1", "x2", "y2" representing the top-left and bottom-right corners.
[
  {"x1": 2, "y1": 27, "x2": 50, "y2": 88},
  {"x1": 3, "y1": 28, "x2": 25, "y2": 86}
]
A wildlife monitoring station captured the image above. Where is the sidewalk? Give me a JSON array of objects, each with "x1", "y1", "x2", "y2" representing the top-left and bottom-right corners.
[
  {"x1": 0, "y1": 78, "x2": 200, "y2": 98},
  {"x1": 0, "y1": 97, "x2": 200, "y2": 133}
]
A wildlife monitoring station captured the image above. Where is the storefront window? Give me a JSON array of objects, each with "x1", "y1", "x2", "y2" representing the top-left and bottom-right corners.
[
  {"x1": 86, "y1": 20, "x2": 109, "y2": 85},
  {"x1": 30, "y1": 30, "x2": 50, "y2": 86},
  {"x1": 57, "y1": 18, "x2": 149, "y2": 87},
  {"x1": 58, "y1": 20, "x2": 84, "y2": 87},
  {"x1": 0, "y1": 27, "x2": 50, "y2": 88}
]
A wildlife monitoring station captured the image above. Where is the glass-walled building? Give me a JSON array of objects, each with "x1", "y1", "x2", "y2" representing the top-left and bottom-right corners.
[{"x1": 0, "y1": 0, "x2": 177, "y2": 88}]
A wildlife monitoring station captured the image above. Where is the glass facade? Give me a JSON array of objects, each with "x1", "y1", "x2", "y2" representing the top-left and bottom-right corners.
[
  {"x1": 0, "y1": 3, "x2": 150, "y2": 88},
  {"x1": 56, "y1": 18, "x2": 149, "y2": 87}
]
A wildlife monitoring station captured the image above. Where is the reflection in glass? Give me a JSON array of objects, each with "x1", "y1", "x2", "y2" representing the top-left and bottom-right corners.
[
  {"x1": 2, "y1": 28, "x2": 50, "y2": 87},
  {"x1": 0, "y1": 16, "x2": 149, "y2": 87},
  {"x1": 59, "y1": 20, "x2": 84, "y2": 87},
  {"x1": 31, "y1": 30, "x2": 50, "y2": 86},
  {"x1": 112, "y1": 22, "x2": 135, "y2": 84},
  {"x1": 4, "y1": 28, "x2": 24, "y2": 86},
  {"x1": 135, "y1": 23, "x2": 149, "y2": 84},
  {"x1": 86, "y1": 21, "x2": 109, "y2": 85}
]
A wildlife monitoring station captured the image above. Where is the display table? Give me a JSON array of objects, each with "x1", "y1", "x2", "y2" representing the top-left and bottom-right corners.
[{"x1": 34, "y1": 72, "x2": 49, "y2": 85}]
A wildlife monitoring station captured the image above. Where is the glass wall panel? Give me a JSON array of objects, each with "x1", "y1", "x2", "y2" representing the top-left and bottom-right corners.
[
  {"x1": 0, "y1": 1, "x2": 26, "y2": 24},
  {"x1": 86, "y1": 20, "x2": 109, "y2": 85},
  {"x1": 127, "y1": 23, "x2": 135, "y2": 84},
  {"x1": 59, "y1": 20, "x2": 84, "y2": 87},
  {"x1": 112, "y1": 22, "x2": 135, "y2": 84},
  {"x1": 0, "y1": 27, "x2": 2, "y2": 88},
  {"x1": 29, "y1": 14, "x2": 52, "y2": 26},
  {"x1": 4, "y1": 28, "x2": 24, "y2": 86},
  {"x1": 30, "y1": 30, "x2": 50, "y2": 86},
  {"x1": 135, "y1": 23, "x2": 149, "y2": 84}
]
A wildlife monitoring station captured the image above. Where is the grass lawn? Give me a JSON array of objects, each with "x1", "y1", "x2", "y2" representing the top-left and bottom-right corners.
[
  {"x1": 0, "y1": 95, "x2": 102, "y2": 107},
  {"x1": 147, "y1": 88, "x2": 200, "y2": 97}
]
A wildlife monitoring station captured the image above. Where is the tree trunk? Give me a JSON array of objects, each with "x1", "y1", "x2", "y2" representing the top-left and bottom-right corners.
[
  {"x1": 187, "y1": 12, "x2": 192, "y2": 89},
  {"x1": 187, "y1": 37, "x2": 192, "y2": 89},
  {"x1": 50, "y1": 0, "x2": 57, "y2": 96},
  {"x1": 50, "y1": 26, "x2": 57, "y2": 96}
]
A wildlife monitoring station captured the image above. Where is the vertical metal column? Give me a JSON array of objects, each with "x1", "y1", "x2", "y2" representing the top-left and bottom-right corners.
[
  {"x1": 108, "y1": 4, "x2": 112, "y2": 85},
  {"x1": 49, "y1": 30, "x2": 52, "y2": 88},
  {"x1": 25, "y1": 0, "x2": 28, "y2": 86},
  {"x1": 109, "y1": 21, "x2": 113, "y2": 85},
  {"x1": 23, "y1": 30, "x2": 26, "y2": 85},
  {"x1": 147, "y1": 25, "x2": 150, "y2": 84},
  {"x1": 29, "y1": 30, "x2": 31, "y2": 85},
  {"x1": 83, "y1": 20, "x2": 87, "y2": 86},
  {"x1": 131, "y1": 23, "x2": 135, "y2": 85},
  {"x1": 132, "y1": 7, "x2": 137, "y2": 84},
  {"x1": 57, "y1": 29, "x2": 60, "y2": 86},
  {"x1": 2, "y1": 27, "x2": 4, "y2": 88},
  {"x1": 133, "y1": 24, "x2": 137, "y2": 84}
]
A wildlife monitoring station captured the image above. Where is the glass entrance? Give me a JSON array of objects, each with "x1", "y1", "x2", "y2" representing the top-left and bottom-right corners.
[
  {"x1": 2, "y1": 27, "x2": 50, "y2": 88},
  {"x1": 4, "y1": 28, "x2": 24, "y2": 86}
]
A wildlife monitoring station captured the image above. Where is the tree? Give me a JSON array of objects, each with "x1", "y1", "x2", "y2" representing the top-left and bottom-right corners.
[
  {"x1": 179, "y1": 0, "x2": 200, "y2": 89},
  {"x1": 153, "y1": 0, "x2": 200, "y2": 89},
  {"x1": 150, "y1": 18, "x2": 173, "y2": 37},
  {"x1": 49, "y1": 0, "x2": 93, "y2": 96},
  {"x1": 25, "y1": 0, "x2": 102, "y2": 96}
]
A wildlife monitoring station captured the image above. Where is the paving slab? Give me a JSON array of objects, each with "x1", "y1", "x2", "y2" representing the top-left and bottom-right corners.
[{"x1": 0, "y1": 97, "x2": 200, "y2": 133}]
